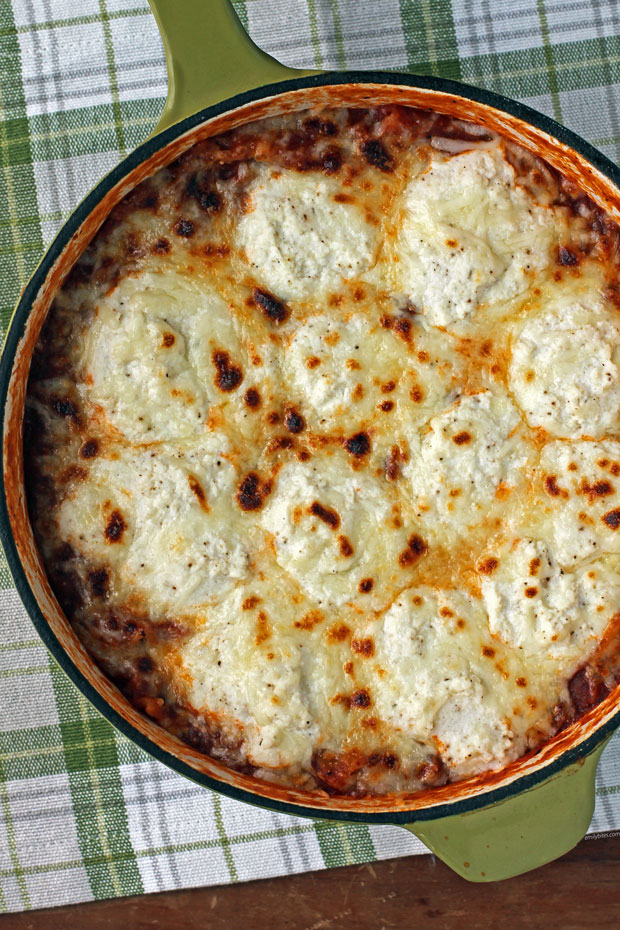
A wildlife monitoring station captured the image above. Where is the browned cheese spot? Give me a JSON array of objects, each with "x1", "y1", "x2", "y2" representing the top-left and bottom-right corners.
[
  {"x1": 338, "y1": 535, "x2": 354, "y2": 557},
  {"x1": 379, "y1": 400, "x2": 394, "y2": 412},
  {"x1": 385, "y1": 445, "x2": 403, "y2": 481},
  {"x1": 52, "y1": 397, "x2": 81, "y2": 425},
  {"x1": 525, "y1": 586, "x2": 538, "y2": 598},
  {"x1": 381, "y1": 381, "x2": 397, "y2": 394},
  {"x1": 88, "y1": 568, "x2": 109, "y2": 598},
  {"x1": 380, "y1": 314, "x2": 411, "y2": 343},
  {"x1": 602, "y1": 508, "x2": 620, "y2": 529},
  {"x1": 306, "y1": 356, "x2": 321, "y2": 369},
  {"x1": 321, "y1": 145, "x2": 342, "y2": 174},
  {"x1": 352, "y1": 638, "x2": 375, "y2": 658},
  {"x1": 398, "y1": 534, "x2": 428, "y2": 568},
  {"x1": 187, "y1": 174, "x2": 221, "y2": 213},
  {"x1": 580, "y1": 479, "x2": 615, "y2": 502},
  {"x1": 243, "y1": 387, "x2": 261, "y2": 408},
  {"x1": 308, "y1": 501, "x2": 341, "y2": 529},
  {"x1": 236, "y1": 472, "x2": 272, "y2": 512},
  {"x1": 243, "y1": 596, "x2": 261, "y2": 610},
  {"x1": 294, "y1": 610, "x2": 325, "y2": 631},
  {"x1": 358, "y1": 577, "x2": 374, "y2": 593},
  {"x1": 104, "y1": 509, "x2": 126, "y2": 543},
  {"x1": 482, "y1": 645, "x2": 496, "y2": 658},
  {"x1": 440, "y1": 607, "x2": 454, "y2": 618},
  {"x1": 267, "y1": 435, "x2": 295, "y2": 453},
  {"x1": 212, "y1": 350, "x2": 243, "y2": 392},
  {"x1": 350, "y1": 688, "x2": 372, "y2": 708},
  {"x1": 266, "y1": 410, "x2": 280, "y2": 424},
  {"x1": 79, "y1": 439, "x2": 99, "y2": 459},
  {"x1": 253, "y1": 287, "x2": 290, "y2": 324},
  {"x1": 188, "y1": 474, "x2": 209, "y2": 512},
  {"x1": 344, "y1": 432, "x2": 371, "y2": 457},
  {"x1": 516, "y1": 677, "x2": 528, "y2": 688},
  {"x1": 453, "y1": 431, "x2": 471, "y2": 445},
  {"x1": 255, "y1": 611, "x2": 271, "y2": 646},
  {"x1": 152, "y1": 237, "x2": 170, "y2": 254},
  {"x1": 410, "y1": 384, "x2": 424, "y2": 403},
  {"x1": 478, "y1": 557, "x2": 499, "y2": 575},
  {"x1": 284, "y1": 407, "x2": 306, "y2": 434},
  {"x1": 161, "y1": 331, "x2": 175, "y2": 348},
  {"x1": 360, "y1": 139, "x2": 393, "y2": 173},
  {"x1": 544, "y1": 475, "x2": 569, "y2": 498},
  {"x1": 529, "y1": 557, "x2": 541, "y2": 576},
  {"x1": 173, "y1": 218, "x2": 195, "y2": 238},
  {"x1": 558, "y1": 245, "x2": 578, "y2": 266},
  {"x1": 327, "y1": 623, "x2": 351, "y2": 643},
  {"x1": 343, "y1": 660, "x2": 354, "y2": 675},
  {"x1": 136, "y1": 656, "x2": 154, "y2": 674},
  {"x1": 393, "y1": 316, "x2": 412, "y2": 342}
]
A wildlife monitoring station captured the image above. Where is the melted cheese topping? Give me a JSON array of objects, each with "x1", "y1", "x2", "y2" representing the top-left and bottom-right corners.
[
  {"x1": 56, "y1": 437, "x2": 247, "y2": 615},
  {"x1": 236, "y1": 167, "x2": 379, "y2": 300},
  {"x1": 85, "y1": 271, "x2": 240, "y2": 441},
  {"x1": 260, "y1": 454, "x2": 411, "y2": 611},
  {"x1": 389, "y1": 146, "x2": 555, "y2": 328},
  {"x1": 26, "y1": 106, "x2": 620, "y2": 796},
  {"x1": 481, "y1": 538, "x2": 618, "y2": 659},
  {"x1": 404, "y1": 390, "x2": 532, "y2": 540},
  {"x1": 509, "y1": 292, "x2": 620, "y2": 439},
  {"x1": 370, "y1": 587, "x2": 516, "y2": 773},
  {"x1": 536, "y1": 439, "x2": 620, "y2": 568}
]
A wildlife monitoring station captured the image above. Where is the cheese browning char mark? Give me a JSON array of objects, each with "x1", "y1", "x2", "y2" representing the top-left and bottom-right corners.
[{"x1": 25, "y1": 102, "x2": 620, "y2": 800}]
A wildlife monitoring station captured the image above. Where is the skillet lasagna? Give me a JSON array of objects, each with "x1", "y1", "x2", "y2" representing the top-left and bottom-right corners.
[{"x1": 25, "y1": 105, "x2": 620, "y2": 796}]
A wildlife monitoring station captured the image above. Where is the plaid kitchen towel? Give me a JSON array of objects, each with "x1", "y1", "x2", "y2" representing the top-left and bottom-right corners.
[{"x1": 1, "y1": 0, "x2": 620, "y2": 913}]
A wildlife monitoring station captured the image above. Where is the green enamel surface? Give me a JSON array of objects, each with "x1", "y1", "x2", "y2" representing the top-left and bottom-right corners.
[
  {"x1": 405, "y1": 739, "x2": 609, "y2": 882},
  {"x1": 147, "y1": 0, "x2": 320, "y2": 135}
]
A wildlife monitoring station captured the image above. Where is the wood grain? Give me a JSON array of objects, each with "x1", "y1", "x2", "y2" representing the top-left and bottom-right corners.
[{"x1": 2, "y1": 836, "x2": 620, "y2": 930}]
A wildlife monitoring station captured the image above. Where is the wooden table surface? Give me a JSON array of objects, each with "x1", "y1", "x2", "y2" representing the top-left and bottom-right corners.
[{"x1": 2, "y1": 834, "x2": 619, "y2": 929}]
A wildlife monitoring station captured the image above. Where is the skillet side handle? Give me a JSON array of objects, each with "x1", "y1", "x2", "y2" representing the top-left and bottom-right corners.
[
  {"x1": 402, "y1": 740, "x2": 608, "y2": 883},
  {"x1": 148, "y1": 0, "x2": 320, "y2": 135}
]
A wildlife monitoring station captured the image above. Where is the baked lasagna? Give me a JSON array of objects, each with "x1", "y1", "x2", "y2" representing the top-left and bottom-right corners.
[{"x1": 25, "y1": 105, "x2": 620, "y2": 795}]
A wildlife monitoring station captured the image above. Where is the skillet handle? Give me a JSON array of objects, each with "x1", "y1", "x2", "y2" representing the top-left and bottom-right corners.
[
  {"x1": 402, "y1": 740, "x2": 608, "y2": 883},
  {"x1": 147, "y1": 0, "x2": 320, "y2": 136}
]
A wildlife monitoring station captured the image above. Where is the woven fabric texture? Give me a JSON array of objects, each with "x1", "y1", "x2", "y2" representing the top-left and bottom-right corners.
[{"x1": 1, "y1": 0, "x2": 620, "y2": 912}]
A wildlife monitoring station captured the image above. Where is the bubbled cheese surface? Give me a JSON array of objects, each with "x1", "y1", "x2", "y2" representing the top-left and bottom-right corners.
[
  {"x1": 388, "y1": 146, "x2": 555, "y2": 328},
  {"x1": 236, "y1": 167, "x2": 379, "y2": 300},
  {"x1": 509, "y1": 292, "x2": 620, "y2": 439},
  {"x1": 26, "y1": 107, "x2": 620, "y2": 796}
]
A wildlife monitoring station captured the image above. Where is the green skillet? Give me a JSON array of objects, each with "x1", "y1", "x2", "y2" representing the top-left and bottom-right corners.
[{"x1": 2, "y1": 0, "x2": 620, "y2": 883}]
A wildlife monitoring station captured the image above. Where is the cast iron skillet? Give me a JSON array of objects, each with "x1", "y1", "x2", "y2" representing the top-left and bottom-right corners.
[{"x1": 2, "y1": 0, "x2": 620, "y2": 882}]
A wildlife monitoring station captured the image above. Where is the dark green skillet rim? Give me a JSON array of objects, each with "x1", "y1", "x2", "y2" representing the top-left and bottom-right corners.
[{"x1": 2, "y1": 71, "x2": 620, "y2": 825}]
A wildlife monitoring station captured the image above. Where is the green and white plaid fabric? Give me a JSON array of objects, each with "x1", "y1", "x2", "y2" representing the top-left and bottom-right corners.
[{"x1": 1, "y1": 0, "x2": 620, "y2": 913}]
